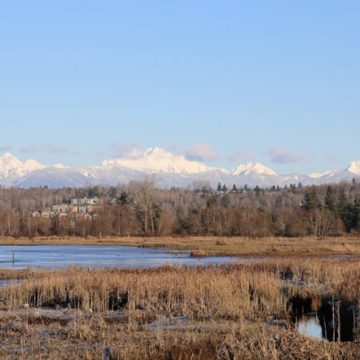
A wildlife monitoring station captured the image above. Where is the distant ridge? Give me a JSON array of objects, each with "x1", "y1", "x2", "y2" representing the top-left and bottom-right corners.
[{"x1": 0, "y1": 149, "x2": 359, "y2": 188}]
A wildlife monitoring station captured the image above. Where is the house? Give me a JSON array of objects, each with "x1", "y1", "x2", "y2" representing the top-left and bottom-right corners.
[
  {"x1": 79, "y1": 205, "x2": 88, "y2": 214},
  {"x1": 70, "y1": 205, "x2": 79, "y2": 213},
  {"x1": 70, "y1": 197, "x2": 100, "y2": 206},
  {"x1": 52, "y1": 204, "x2": 69, "y2": 213},
  {"x1": 83, "y1": 213, "x2": 93, "y2": 221},
  {"x1": 31, "y1": 197, "x2": 101, "y2": 222},
  {"x1": 86, "y1": 205, "x2": 95, "y2": 213},
  {"x1": 41, "y1": 211, "x2": 50, "y2": 219},
  {"x1": 86, "y1": 197, "x2": 99, "y2": 205},
  {"x1": 32, "y1": 211, "x2": 41, "y2": 218},
  {"x1": 75, "y1": 213, "x2": 93, "y2": 221}
]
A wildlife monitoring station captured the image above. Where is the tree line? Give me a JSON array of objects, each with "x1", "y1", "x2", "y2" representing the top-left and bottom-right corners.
[{"x1": 0, "y1": 179, "x2": 359, "y2": 238}]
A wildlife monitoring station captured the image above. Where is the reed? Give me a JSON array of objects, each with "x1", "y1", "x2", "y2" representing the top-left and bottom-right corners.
[{"x1": 0, "y1": 257, "x2": 359, "y2": 358}]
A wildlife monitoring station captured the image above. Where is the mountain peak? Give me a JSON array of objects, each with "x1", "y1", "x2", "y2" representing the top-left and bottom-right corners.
[
  {"x1": 347, "y1": 160, "x2": 360, "y2": 175},
  {"x1": 0, "y1": 152, "x2": 20, "y2": 161},
  {"x1": 102, "y1": 147, "x2": 215, "y2": 174},
  {"x1": 144, "y1": 147, "x2": 168, "y2": 156},
  {"x1": 0, "y1": 152, "x2": 23, "y2": 168},
  {"x1": 0, "y1": 152, "x2": 45, "y2": 178},
  {"x1": 232, "y1": 162, "x2": 277, "y2": 176}
]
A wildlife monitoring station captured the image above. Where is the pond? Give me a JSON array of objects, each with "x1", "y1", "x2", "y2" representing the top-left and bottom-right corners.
[
  {"x1": 290, "y1": 295, "x2": 359, "y2": 342},
  {"x1": 0, "y1": 245, "x2": 237, "y2": 270},
  {"x1": 297, "y1": 315, "x2": 324, "y2": 340}
]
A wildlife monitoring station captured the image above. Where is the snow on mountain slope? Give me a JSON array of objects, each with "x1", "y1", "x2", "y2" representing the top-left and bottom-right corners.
[
  {"x1": 101, "y1": 147, "x2": 223, "y2": 174},
  {"x1": 309, "y1": 170, "x2": 336, "y2": 179},
  {"x1": 53, "y1": 163, "x2": 70, "y2": 169},
  {"x1": 16, "y1": 167, "x2": 93, "y2": 189},
  {"x1": 347, "y1": 161, "x2": 360, "y2": 175},
  {"x1": 232, "y1": 162, "x2": 277, "y2": 176},
  {"x1": 307, "y1": 161, "x2": 360, "y2": 184},
  {"x1": 0, "y1": 152, "x2": 45, "y2": 179},
  {"x1": 0, "y1": 150, "x2": 360, "y2": 189}
]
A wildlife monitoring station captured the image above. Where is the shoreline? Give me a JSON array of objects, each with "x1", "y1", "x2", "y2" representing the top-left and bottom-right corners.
[{"x1": 0, "y1": 235, "x2": 359, "y2": 257}]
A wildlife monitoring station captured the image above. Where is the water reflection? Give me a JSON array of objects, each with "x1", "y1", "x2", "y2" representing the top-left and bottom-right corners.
[
  {"x1": 0, "y1": 279, "x2": 23, "y2": 288},
  {"x1": 290, "y1": 295, "x2": 358, "y2": 342},
  {"x1": 0, "y1": 245, "x2": 237, "y2": 270},
  {"x1": 297, "y1": 315, "x2": 324, "y2": 340}
]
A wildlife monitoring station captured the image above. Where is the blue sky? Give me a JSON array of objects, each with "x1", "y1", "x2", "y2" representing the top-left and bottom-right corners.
[{"x1": 0, "y1": 1, "x2": 359, "y2": 174}]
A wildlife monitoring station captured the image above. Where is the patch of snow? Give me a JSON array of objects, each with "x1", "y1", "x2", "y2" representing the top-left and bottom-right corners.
[
  {"x1": 309, "y1": 170, "x2": 336, "y2": 179},
  {"x1": 232, "y1": 162, "x2": 277, "y2": 176},
  {"x1": 101, "y1": 147, "x2": 221, "y2": 174},
  {"x1": 53, "y1": 163, "x2": 70, "y2": 169},
  {"x1": 0, "y1": 152, "x2": 45, "y2": 178},
  {"x1": 347, "y1": 161, "x2": 360, "y2": 175}
]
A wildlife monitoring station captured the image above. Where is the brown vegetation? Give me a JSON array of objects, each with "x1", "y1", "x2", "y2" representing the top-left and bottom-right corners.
[
  {"x1": 0, "y1": 180, "x2": 359, "y2": 239},
  {"x1": 0, "y1": 257, "x2": 359, "y2": 358}
]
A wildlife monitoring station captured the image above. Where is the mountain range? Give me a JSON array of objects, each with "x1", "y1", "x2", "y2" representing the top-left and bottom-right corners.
[{"x1": 0, "y1": 148, "x2": 359, "y2": 189}]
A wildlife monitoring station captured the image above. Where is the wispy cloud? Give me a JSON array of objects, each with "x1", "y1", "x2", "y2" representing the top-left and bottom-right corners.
[
  {"x1": 110, "y1": 143, "x2": 140, "y2": 158},
  {"x1": 228, "y1": 148, "x2": 255, "y2": 163},
  {"x1": 20, "y1": 144, "x2": 72, "y2": 155},
  {"x1": 325, "y1": 153, "x2": 338, "y2": 164},
  {"x1": 171, "y1": 143, "x2": 220, "y2": 161},
  {"x1": 0, "y1": 145, "x2": 12, "y2": 153},
  {"x1": 266, "y1": 146, "x2": 313, "y2": 164}
]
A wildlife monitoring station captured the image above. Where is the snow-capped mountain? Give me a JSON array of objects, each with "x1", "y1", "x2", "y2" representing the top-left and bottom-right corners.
[
  {"x1": 0, "y1": 150, "x2": 359, "y2": 189},
  {"x1": 101, "y1": 147, "x2": 221, "y2": 174},
  {"x1": 16, "y1": 167, "x2": 92, "y2": 188},
  {"x1": 232, "y1": 162, "x2": 277, "y2": 176},
  {"x1": 347, "y1": 161, "x2": 360, "y2": 175},
  {"x1": 0, "y1": 152, "x2": 46, "y2": 185}
]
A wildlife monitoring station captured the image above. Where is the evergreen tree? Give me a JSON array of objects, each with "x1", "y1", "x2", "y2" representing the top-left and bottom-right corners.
[
  {"x1": 337, "y1": 188, "x2": 348, "y2": 218},
  {"x1": 118, "y1": 192, "x2": 131, "y2": 205},
  {"x1": 109, "y1": 187, "x2": 117, "y2": 198},
  {"x1": 303, "y1": 186, "x2": 321, "y2": 211},
  {"x1": 353, "y1": 198, "x2": 360, "y2": 231},
  {"x1": 341, "y1": 204, "x2": 356, "y2": 232},
  {"x1": 324, "y1": 186, "x2": 336, "y2": 213}
]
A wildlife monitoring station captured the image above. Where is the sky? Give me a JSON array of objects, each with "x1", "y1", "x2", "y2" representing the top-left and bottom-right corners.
[{"x1": 0, "y1": 1, "x2": 359, "y2": 174}]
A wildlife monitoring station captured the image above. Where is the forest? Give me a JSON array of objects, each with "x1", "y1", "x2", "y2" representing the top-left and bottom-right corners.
[{"x1": 0, "y1": 180, "x2": 359, "y2": 238}]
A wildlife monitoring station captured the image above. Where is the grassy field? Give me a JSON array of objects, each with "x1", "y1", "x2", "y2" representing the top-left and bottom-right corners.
[
  {"x1": 1, "y1": 235, "x2": 360, "y2": 257},
  {"x1": 0, "y1": 235, "x2": 359, "y2": 358},
  {"x1": 0, "y1": 257, "x2": 359, "y2": 359}
]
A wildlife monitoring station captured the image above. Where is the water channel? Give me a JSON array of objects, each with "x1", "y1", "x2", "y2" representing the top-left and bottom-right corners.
[{"x1": 0, "y1": 245, "x2": 237, "y2": 269}]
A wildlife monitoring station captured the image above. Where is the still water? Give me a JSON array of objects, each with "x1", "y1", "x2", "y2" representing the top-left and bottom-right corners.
[
  {"x1": 297, "y1": 316, "x2": 324, "y2": 340},
  {"x1": 0, "y1": 245, "x2": 237, "y2": 269}
]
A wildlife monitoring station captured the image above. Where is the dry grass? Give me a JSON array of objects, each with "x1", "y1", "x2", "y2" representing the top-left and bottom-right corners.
[
  {"x1": 1, "y1": 235, "x2": 360, "y2": 257},
  {"x1": 0, "y1": 257, "x2": 360, "y2": 358},
  {"x1": 0, "y1": 319, "x2": 358, "y2": 360}
]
